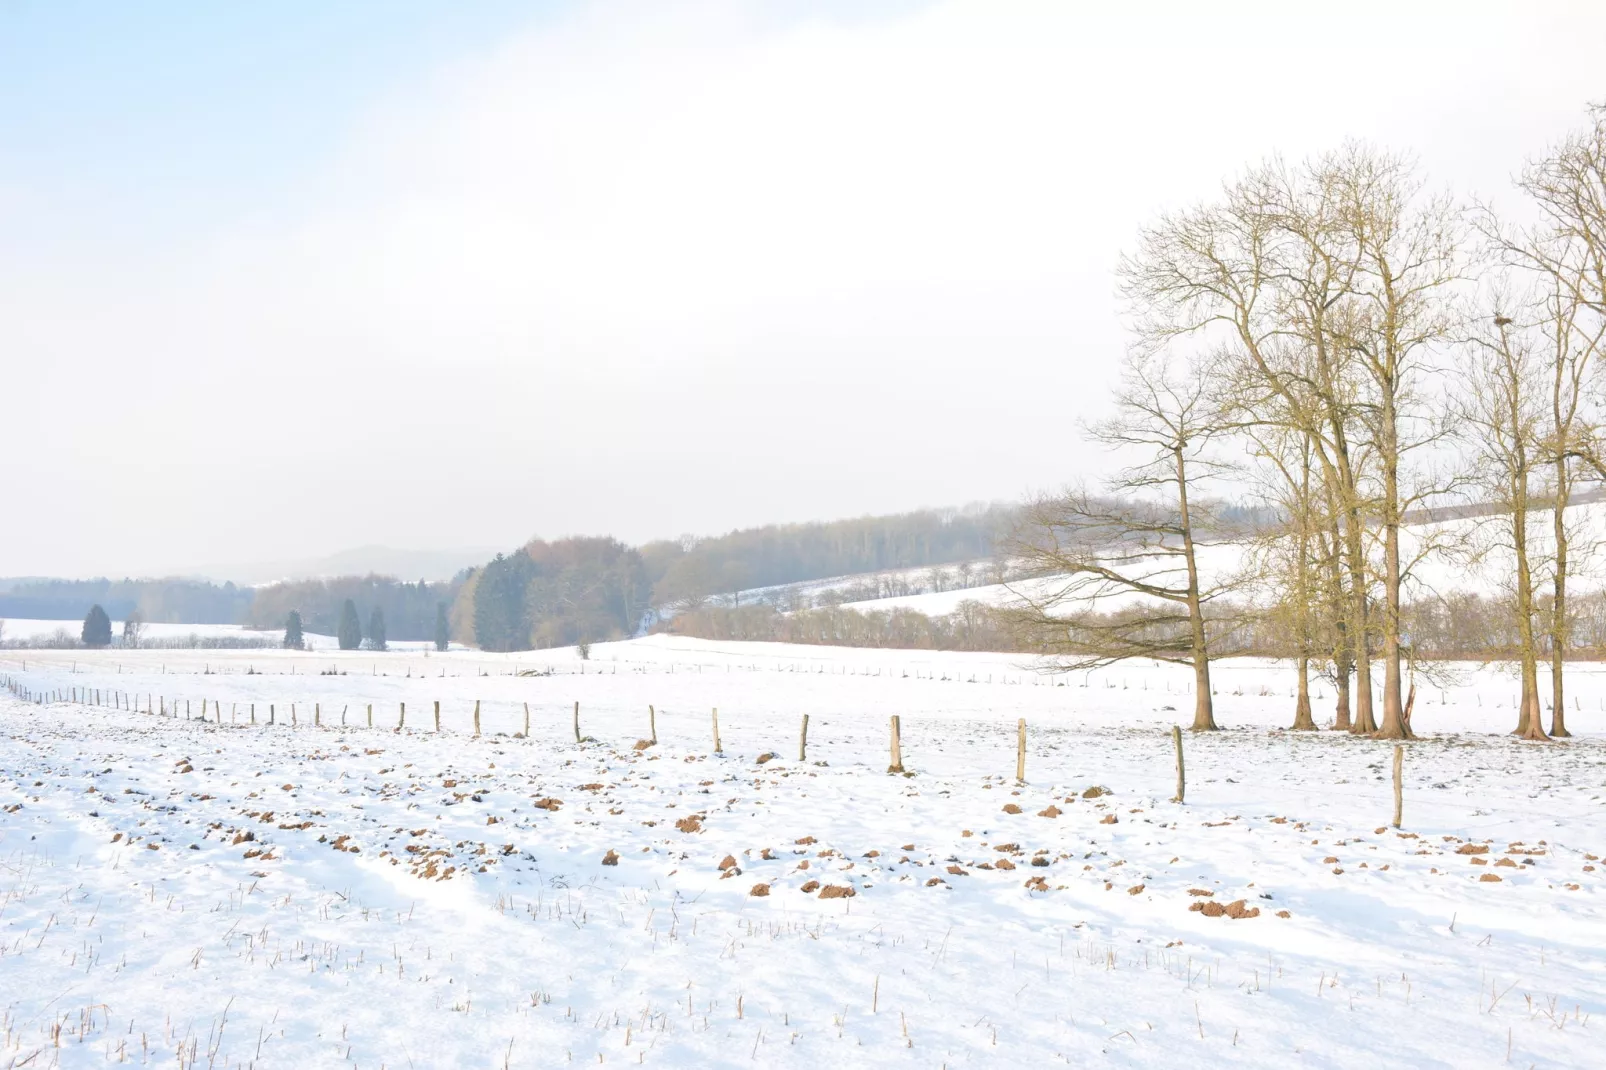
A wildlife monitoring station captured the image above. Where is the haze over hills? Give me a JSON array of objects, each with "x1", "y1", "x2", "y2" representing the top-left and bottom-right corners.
[{"x1": 191, "y1": 545, "x2": 498, "y2": 586}]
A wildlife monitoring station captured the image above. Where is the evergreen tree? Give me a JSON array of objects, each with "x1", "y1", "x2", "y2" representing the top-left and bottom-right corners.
[
  {"x1": 435, "y1": 603, "x2": 450, "y2": 652},
  {"x1": 81, "y1": 604, "x2": 112, "y2": 648},
  {"x1": 368, "y1": 607, "x2": 388, "y2": 652},
  {"x1": 337, "y1": 599, "x2": 363, "y2": 651},
  {"x1": 473, "y1": 553, "x2": 535, "y2": 652},
  {"x1": 283, "y1": 610, "x2": 305, "y2": 650}
]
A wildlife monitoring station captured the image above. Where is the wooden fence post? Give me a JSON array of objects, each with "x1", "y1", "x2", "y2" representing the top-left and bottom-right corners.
[
  {"x1": 799, "y1": 713, "x2": 809, "y2": 762},
  {"x1": 291, "y1": 704, "x2": 297, "y2": 727},
  {"x1": 251, "y1": 703, "x2": 256, "y2": 725},
  {"x1": 315, "y1": 703, "x2": 321, "y2": 727},
  {"x1": 712, "y1": 707, "x2": 722, "y2": 753},
  {"x1": 1392, "y1": 745, "x2": 1404, "y2": 829},
  {"x1": 888, "y1": 715, "x2": 904, "y2": 773},
  {"x1": 434, "y1": 701, "x2": 441, "y2": 733},
  {"x1": 1170, "y1": 725, "x2": 1185, "y2": 804},
  {"x1": 269, "y1": 704, "x2": 275, "y2": 725},
  {"x1": 399, "y1": 702, "x2": 406, "y2": 730},
  {"x1": 1016, "y1": 718, "x2": 1027, "y2": 783},
  {"x1": 366, "y1": 703, "x2": 372, "y2": 728},
  {"x1": 649, "y1": 705, "x2": 657, "y2": 745},
  {"x1": 523, "y1": 702, "x2": 530, "y2": 737},
  {"x1": 341, "y1": 705, "x2": 347, "y2": 726},
  {"x1": 473, "y1": 700, "x2": 481, "y2": 737},
  {"x1": 574, "y1": 701, "x2": 582, "y2": 744}
]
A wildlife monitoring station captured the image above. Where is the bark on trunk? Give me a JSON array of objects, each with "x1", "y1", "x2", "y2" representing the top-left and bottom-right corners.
[
  {"x1": 1291, "y1": 655, "x2": 1316, "y2": 730},
  {"x1": 1550, "y1": 456, "x2": 1571, "y2": 737},
  {"x1": 1343, "y1": 508, "x2": 1377, "y2": 735},
  {"x1": 1177, "y1": 446, "x2": 1217, "y2": 731},
  {"x1": 1513, "y1": 471, "x2": 1549, "y2": 741}
]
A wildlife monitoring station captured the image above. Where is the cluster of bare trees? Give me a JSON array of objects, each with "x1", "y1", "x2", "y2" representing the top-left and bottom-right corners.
[{"x1": 1007, "y1": 106, "x2": 1606, "y2": 739}]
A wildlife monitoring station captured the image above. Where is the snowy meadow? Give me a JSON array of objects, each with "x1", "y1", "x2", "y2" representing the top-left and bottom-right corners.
[{"x1": 1, "y1": 636, "x2": 1604, "y2": 1068}]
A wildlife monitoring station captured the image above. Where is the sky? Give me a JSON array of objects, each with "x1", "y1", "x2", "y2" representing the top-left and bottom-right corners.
[{"x1": 3, "y1": 0, "x2": 1606, "y2": 580}]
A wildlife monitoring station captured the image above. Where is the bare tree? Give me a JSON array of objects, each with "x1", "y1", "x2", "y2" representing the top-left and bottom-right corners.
[
  {"x1": 1118, "y1": 156, "x2": 1381, "y2": 733},
  {"x1": 1462, "y1": 297, "x2": 1550, "y2": 740},
  {"x1": 1482, "y1": 104, "x2": 1606, "y2": 736},
  {"x1": 1004, "y1": 351, "x2": 1232, "y2": 730},
  {"x1": 122, "y1": 611, "x2": 144, "y2": 650},
  {"x1": 1326, "y1": 146, "x2": 1465, "y2": 739},
  {"x1": 1243, "y1": 421, "x2": 1324, "y2": 729}
]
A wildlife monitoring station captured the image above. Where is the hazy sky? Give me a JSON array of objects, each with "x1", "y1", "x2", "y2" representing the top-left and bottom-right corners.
[{"x1": 4, "y1": 1, "x2": 1606, "y2": 579}]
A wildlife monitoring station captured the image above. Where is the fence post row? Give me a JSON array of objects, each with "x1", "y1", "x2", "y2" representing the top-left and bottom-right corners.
[{"x1": 5, "y1": 666, "x2": 1412, "y2": 827}]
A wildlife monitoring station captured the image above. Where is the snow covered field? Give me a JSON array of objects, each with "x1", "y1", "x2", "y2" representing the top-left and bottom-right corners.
[
  {"x1": 0, "y1": 618, "x2": 449, "y2": 653},
  {"x1": 2, "y1": 636, "x2": 1604, "y2": 1067}
]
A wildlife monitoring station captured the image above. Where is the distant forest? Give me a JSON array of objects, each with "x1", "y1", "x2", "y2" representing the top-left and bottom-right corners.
[
  {"x1": 0, "y1": 577, "x2": 254, "y2": 624},
  {"x1": 640, "y1": 504, "x2": 1017, "y2": 610},
  {"x1": 245, "y1": 576, "x2": 464, "y2": 642},
  {"x1": 0, "y1": 502, "x2": 1019, "y2": 652}
]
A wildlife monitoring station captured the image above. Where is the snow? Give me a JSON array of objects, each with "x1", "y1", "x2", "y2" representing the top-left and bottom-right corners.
[
  {"x1": 2, "y1": 637, "x2": 1604, "y2": 1068},
  {"x1": 0, "y1": 618, "x2": 454, "y2": 652}
]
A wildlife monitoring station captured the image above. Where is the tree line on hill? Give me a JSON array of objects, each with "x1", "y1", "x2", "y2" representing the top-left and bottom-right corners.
[
  {"x1": 639, "y1": 504, "x2": 1014, "y2": 611},
  {"x1": 0, "y1": 577, "x2": 253, "y2": 624},
  {"x1": 1, "y1": 504, "x2": 1018, "y2": 654}
]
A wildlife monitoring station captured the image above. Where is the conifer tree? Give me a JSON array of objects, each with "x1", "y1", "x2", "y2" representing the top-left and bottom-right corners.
[
  {"x1": 283, "y1": 610, "x2": 305, "y2": 650},
  {"x1": 435, "y1": 603, "x2": 450, "y2": 652},
  {"x1": 81, "y1": 604, "x2": 112, "y2": 649},
  {"x1": 368, "y1": 607, "x2": 387, "y2": 652},
  {"x1": 337, "y1": 599, "x2": 363, "y2": 651}
]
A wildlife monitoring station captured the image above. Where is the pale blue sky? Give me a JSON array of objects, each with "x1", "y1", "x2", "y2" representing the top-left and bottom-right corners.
[
  {"x1": 0, "y1": 2, "x2": 915, "y2": 243},
  {"x1": 3, "y1": 2, "x2": 1605, "y2": 579}
]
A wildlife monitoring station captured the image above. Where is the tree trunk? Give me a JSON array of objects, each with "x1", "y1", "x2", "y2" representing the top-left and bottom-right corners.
[
  {"x1": 1550, "y1": 456, "x2": 1572, "y2": 737},
  {"x1": 1334, "y1": 655, "x2": 1352, "y2": 731},
  {"x1": 1291, "y1": 655, "x2": 1316, "y2": 730},
  {"x1": 1376, "y1": 390, "x2": 1410, "y2": 739},
  {"x1": 1513, "y1": 497, "x2": 1550, "y2": 741},
  {"x1": 1343, "y1": 508, "x2": 1378, "y2": 734},
  {"x1": 1176, "y1": 446, "x2": 1217, "y2": 731}
]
